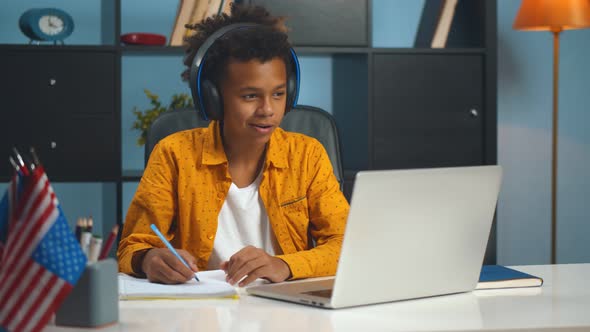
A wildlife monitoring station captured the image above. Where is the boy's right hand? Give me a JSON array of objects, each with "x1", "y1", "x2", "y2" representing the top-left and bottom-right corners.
[{"x1": 141, "y1": 248, "x2": 199, "y2": 284}]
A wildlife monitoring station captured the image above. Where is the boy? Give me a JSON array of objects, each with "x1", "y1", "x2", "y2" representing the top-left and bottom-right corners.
[{"x1": 117, "y1": 4, "x2": 349, "y2": 286}]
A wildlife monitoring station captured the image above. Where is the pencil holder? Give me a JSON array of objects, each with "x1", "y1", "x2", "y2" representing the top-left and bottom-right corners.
[{"x1": 55, "y1": 258, "x2": 119, "y2": 328}]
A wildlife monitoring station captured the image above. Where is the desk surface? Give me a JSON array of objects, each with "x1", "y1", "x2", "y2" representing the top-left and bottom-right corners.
[{"x1": 46, "y1": 264, "x2": 590, "y2": 332}]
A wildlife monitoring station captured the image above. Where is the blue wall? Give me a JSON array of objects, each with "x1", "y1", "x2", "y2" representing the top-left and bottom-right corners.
[
  {"x1": 372, "y1": 0, "x2": 424, "y2": 47},
  {"x1": 2, "y1": 0, "x2": 590, "y2": 264},
  {"x1": 0, "y1": 182, "x2": 112, "y2": 232},
  {"x1": 497, "y1": 0, "x2": 590, "y2": 264}
]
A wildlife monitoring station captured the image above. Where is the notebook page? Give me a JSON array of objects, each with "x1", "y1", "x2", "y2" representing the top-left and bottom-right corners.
[{"x1": 119, "y1": 270, "x2": 238, "y2": 300}]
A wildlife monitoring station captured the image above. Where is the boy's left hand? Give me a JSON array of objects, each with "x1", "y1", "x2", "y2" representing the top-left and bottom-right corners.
[{"x1": 221, "y1": 246, "x2": 291, "y2": 286}]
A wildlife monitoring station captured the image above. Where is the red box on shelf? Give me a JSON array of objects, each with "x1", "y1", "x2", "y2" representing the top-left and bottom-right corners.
[{"x1": 121, "y1": 33, "x2": 167, "y2": 46}]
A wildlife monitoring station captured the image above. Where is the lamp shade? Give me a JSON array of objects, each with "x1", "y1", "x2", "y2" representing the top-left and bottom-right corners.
[{"x1": 513, "y1": 0, "x2": 590, "y2": 31}]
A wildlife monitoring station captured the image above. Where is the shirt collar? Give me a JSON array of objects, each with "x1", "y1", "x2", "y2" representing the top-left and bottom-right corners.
[
  {"x1": 201, "y1": 121, "x2": 289, "y2": 169},
  {"x1": 202, "y1": 120, "x2": 228, "y2": 165}
]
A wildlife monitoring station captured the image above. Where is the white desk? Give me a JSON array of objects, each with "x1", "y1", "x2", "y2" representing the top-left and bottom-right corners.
[{"x1": 46, "y1": 264, "x2": 590, "y2": 332}]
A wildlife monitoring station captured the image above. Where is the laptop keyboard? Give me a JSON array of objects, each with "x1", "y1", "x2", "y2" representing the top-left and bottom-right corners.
[{"x1": 302, "y1": 289, "x2": 333, "y2": 298}]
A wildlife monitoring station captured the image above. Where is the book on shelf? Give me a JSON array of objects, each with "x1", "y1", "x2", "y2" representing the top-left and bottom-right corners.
[
  {"x1": 205, "y1": 0, "x2": 222, "y2": 19},
  {"x1": 203, "y1": 0, "x2": 232, "y2": 20},
  {"x1": 414, "y1": 0, "x2": 459, "y2": 48},
  {"x1": 476, "y1": 265, "x2": 544, "y2": 290},
  {"x1": 414, "y1": 0, "x2": 444, "y2": 48},
  {"x1": 170, "y1": 0, "x2": 234, "y2": 46},
  {"x1": 219, "y1": 0, "x2": 232, "y2": 15},
  {"x1": 431, "y1": 0, "x2": 458, "y2": 48},
  {"x1": 170, "y1": 0, "x2": 198, "y2": 46},
  {"x1": 119, "y1": 270, "x2": 238, "y2": 300}
]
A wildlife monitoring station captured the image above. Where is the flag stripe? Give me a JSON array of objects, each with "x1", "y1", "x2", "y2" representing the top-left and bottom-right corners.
[
  {"x1": 13, "y1": 273, "x2": 62, "y2": 332},
  {"x1": 0, "y1": 249, "x2": 36, "y2": 303},
  {"x1": 1, "y1": 190, "x2": 57, "y2": 276},
  {"x1": 0, "y1": 198, "x2": 58, "y2": 302},
  {"x1": 19, "y1": 179, "x2": 51, "y2": 232},
  {"x1": 0, "y1": 262, "x2": 42, "y2": 323},
  {"x1": 4, "y1": 265, "x2": 54, "y2": 331},
  {"x1": 12, "y1": 172, "x2": 45, "y2": 227},
  {"x1": 10, "y1": 186, "x2": 54, "y2": 255},
  {"x1": 2, "y1": 173, "x2": 49, "y2": 259},
  {"x1": 20, "y1": 277, "x2": 67, "y2": 332},
  {"x1": 18, "y1": 171, "x2": 46, "y2": 213},
  {"x1": 0, "y1": 259, "x2": 37, "y2": 316},
  {"x1": 0, "y1": 175, "x2": 48, "y2": 298},
  {"x1": 0, "y1": 201, "x2": 57, "y2": 292},
  {"x1": 30, "y1": 282, "x2": 72, "y2": 332},
  {"x1": 3, "y1": 180, "x2": 51, "y2": 263}
]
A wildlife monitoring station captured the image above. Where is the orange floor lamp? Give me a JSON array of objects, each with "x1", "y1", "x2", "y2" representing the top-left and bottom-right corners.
[{"x1": 513, "y1": 0, "x2": 590, "y2": 264}]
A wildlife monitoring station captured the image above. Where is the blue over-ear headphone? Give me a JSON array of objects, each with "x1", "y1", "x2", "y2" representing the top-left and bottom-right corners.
[{"x1": 189, "y1": 23, "x2": 301, "y2": 121}]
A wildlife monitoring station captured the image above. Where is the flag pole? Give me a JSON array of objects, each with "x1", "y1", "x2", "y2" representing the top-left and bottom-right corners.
[{"x1": 8, "y1": 157, "x2": 19, "y2": 172}]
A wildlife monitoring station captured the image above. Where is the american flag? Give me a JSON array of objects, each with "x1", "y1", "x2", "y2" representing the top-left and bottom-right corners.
[{"x1": 0, "y1": 166, "x2": 87, "y2": 332}]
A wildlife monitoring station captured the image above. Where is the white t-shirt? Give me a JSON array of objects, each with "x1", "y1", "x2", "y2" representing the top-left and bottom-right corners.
[{"x1": 207, "y1": 172, "x2": 282, "y2": 270}]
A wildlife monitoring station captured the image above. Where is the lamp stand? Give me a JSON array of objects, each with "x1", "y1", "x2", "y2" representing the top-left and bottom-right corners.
[{"x1": 551, "y1": 29, "x2": 561, "y2": 264}]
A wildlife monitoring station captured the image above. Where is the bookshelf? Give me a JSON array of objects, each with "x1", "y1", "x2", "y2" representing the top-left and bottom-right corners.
[{"x1": 0, "y1": 0, "x2": 497, "y2": 262}]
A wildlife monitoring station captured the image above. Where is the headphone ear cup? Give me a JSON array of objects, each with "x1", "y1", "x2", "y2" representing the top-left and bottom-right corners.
[
  {"x1": 286, "y1": 74, "x2": 297, "y2": 113},
  {"x1": 201, "y1": 80, "x2": 222, "y2": 120}
]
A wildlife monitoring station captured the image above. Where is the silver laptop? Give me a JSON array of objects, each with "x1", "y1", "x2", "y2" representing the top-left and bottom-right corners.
[{"x1": 247, "y1": 165, "x2": 503, "y2": 309}]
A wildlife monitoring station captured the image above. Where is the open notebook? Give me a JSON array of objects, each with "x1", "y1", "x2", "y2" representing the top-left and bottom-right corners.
[{"x1": 119, "y1": 270, "x2": 238, "y2": 300}]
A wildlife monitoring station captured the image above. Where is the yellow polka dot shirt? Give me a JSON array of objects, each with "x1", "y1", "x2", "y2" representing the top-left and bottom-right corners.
[{"x1": 117, "y1": 120, "x2": 350, "y2": 280}]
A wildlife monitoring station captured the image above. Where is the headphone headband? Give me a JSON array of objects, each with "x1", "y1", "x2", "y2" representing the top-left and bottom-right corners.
[{"x1": 189, "y1": 23, "x2": 300, "y2": 120}]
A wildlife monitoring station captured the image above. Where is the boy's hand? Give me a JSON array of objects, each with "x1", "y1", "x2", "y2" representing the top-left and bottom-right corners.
[
  {"x1": 142, "y1": 248, "x2": 199, "y2": 284},
  {"x1": 221, "y1": 246, "x2": 291, "y2": 287}
]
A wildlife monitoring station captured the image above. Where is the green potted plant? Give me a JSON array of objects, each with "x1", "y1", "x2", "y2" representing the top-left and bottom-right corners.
[{"x1": 131, "y1": 89, "x2": 194, "y2": 146}]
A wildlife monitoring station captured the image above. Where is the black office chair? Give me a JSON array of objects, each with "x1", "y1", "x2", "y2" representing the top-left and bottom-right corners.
[
  {"x1": 144, "y1": 105, "x2": 344, "y2": 190},
  {"x1": 144, "y1": 108, "x2": 210, "y2": 165}
]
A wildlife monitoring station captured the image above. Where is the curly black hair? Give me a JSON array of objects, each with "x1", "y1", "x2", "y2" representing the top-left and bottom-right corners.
[{"x1": 181, "y1": 4, "x2": 292, "y2": 86}]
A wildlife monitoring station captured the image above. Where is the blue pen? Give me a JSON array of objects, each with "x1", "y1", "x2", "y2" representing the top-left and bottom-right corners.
[{"x1": 150, "y1": 224, "x2": 200, "y2": 282}]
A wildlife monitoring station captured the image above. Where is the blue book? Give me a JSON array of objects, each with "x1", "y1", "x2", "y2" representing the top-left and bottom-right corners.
[{"x1": 476, "y1": 265, "x2": 543, "y2": 290}]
